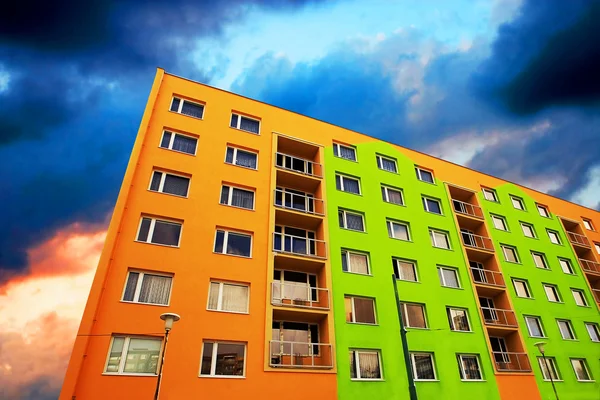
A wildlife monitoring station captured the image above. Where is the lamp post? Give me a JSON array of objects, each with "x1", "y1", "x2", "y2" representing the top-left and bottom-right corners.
[
  {"x1": 534, "y1": 342, "x2": 559, "y2": 400},
  {"x1": 154, "y1": 313, "x2": 181, "y2": 400},
  {"x1": 392, "y1": 274, "x2": 418, "y2": 400}
]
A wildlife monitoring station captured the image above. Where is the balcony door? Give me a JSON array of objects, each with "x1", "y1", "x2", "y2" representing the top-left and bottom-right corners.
[
  {"x1": 273, "y1": 270, "x2": 318, "y2": 303},
  {"x1": 272, "y1": 321, "x2": 319, "y2": 356},
  {"x1": 277, "y1": 153, "x2": 313, "y2": 175},
  {"x1": 275, "y1": 187, "x2": 314, "y2": 213},
  {"x1": 274, "y1": 226, "x2": 316, "y2": 256},
  {"x1": 479, "y1": 297, "x2": 498, "y2": 323},
  {"x1": 461, "y1": 229, "x2": 476, "y2": 247},
  {"x1": 489, "y1": 336, "x2": 510, "y2": 364},
  {"x1": 470, "y1": 261, "x2": 487, "y2": 284}
]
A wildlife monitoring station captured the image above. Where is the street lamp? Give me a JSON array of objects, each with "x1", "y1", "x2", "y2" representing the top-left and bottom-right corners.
[
  {"x1": 392, "y1": 274, "x2": 418, "y2": 400},
  {"x1": 534, "y1": 342, "x2": 559, "y2": 400},
  {"x1": 154, "y1": 313, "x2": 181, "y2": 400}
]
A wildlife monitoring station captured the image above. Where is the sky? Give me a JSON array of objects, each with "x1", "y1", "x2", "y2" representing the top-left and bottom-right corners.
[{"x1": 1, "y1": 0, "x2": 599, "y2": 398}]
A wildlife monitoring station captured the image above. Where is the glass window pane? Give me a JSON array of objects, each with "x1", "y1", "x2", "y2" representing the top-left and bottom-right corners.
[
  {"x1": 230, "y1": 114, "x2": 239, "y2": 128},
  {"x1": 208, "y1": 282, "x2": 220, "y2": 310},
  {"x1": 358, "y1": 352, "x2": 381, "y2": 379},
  {"x1": 346, "y1": 213, "x2": 364, "y2": 231},
  {"x1": 201, "y1": 342, "x2": 214, "y2": 375},
  {"x1": 106, "y1": 337, "x2": 125, "y2": 372},
  {"x1": 221, "y1": 284, "x2": 249, "y2": 312},
  {"x1": 152, "y1": 220, "x2": 181, "y2": 246},
  {"x1": 163, "y1": 174, "x2": 189, "y2": 197},
  {"x1": 137, "y1": 218, "x2": 152, "y2": 242},
  {"x1": 353, "y1": 298, "x2": 376, "y2": 324},
  {"x1": 150, "y1": 172, "x2": 162, "y2": 191},
  {"x1": 395, "y1": 260, "x2": 416, "y2": 281},
  {"x1": 214, "y1": 343, "x2": 245, "y2": 376},
  {"x1": 170, "y1": 98, "x2": 180, "y2": 112},
  {"x1": 160, "y1": 131, "x2": 172, "y2": 149},
  {"x1": 349, "y1": 351, "x2": 357, "y2": 378},
  {"x1": 214, "y1": 230, "x2": 225, "y2": 253},
  {"x1": 349, "y1": 252, "x2": 369, "y2": 274},
  {"x1": 172, "y1": 134, "x2": 197, "y2": 154},
  {"x1": 123, "y1": 338, "x2": 161, "y2": 374},
  {"x1": 138, "y1": 274, "x2": 172, "y2": 305},
  {"x1": 413, "y1": 354, "x2": 435, "y2": 379},
  {"x1": 180, "y1": 101, "x2": 204, "y2": 118},
  {"x1": 226, "y1": 232, "x2": 251, "y2": 256},
  {"x1": 123, "y1": 272, "x2": 139, "y2": 301},
  {"x1": 225, "y1": 147, "x2": 235, "y2": 164},
  {"x1": 239, "y1": 116, "x2": 260, "y2": 134},
  {"x1": 405, "y1": 304, "x2": 426, "y2": 328}
]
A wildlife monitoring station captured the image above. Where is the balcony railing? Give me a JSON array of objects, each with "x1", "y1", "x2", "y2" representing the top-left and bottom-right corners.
[
  {"x1": 271, "y1": 281, "x2": 330, "y2": 310},
  {"x1": 274, "y1": 189, "x2": 325, "y2": 216},
  {"x1": 481, "y1": 307, "x2": 518, "y2": 328},
  {"x1": 273, "y1": 232, "x2": 327, "y2": 259},
  {"x1": 461, "y1": 232, "x2": 495, "y2": 252},
  {"x1": 275, "y1": 152, "x2": 323, "y2": 178},
  {"x1": 579, "y1": 258, "x2": 600, "y2": 274},
  {"x1": 493, "y1": 352, "x2": 531, "y2": 372},
  {"x1": 567, "y1": 231, "x2": 590, "y2": 247},
  {"x1": 470, "y1": 268, "x2": 505, "y2": 287},
  {"x1": 452, "y1": 199, "x2": 484, "y2": 219},
  {"x1": 592, "y1": 289, "x2": 600, "y2": 303},
  {"x1": 269, "y1": 340, "x2": 333, "y2": 369}
]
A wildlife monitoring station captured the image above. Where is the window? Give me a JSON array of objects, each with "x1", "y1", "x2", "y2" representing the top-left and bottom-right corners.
[
  {"x1": 571, "y1": 359, "x2": 593, "y2": 381},
  {"x1": 501, "y1": 245, "x2": 519, "y2": 263},
  {"x1": 200, "y1": 342, "x2": 246, "y2": 377},
  {"x1": 225, "y1": 146, "x2": 258, "y2": 170},
  {"x1": 336, "y1": 174, "x2": 361, "y2": 194},
  {"x1": 122, "y1": 271, "x2": 172, "y2": 305},
  {"x1": 387, "y1": 220, "x2": 410, "y2": 241},
  {"x1": 524, "y1": 316, "x2": 545, "y2": 338},
  {"x1": 430, "y1": 230, "x2": 450, "y2": 249},
  {"x1": 170, "y1": 97, "x2": 204, "y2": 119},
  {"x1": 105, "y1": 336, "x2": 162, "y2": 375},
  {"x1": 411, "y1": 353, "x2": 436, "y2": 380},
  {"x1": 393, "y1": 259, "x2": 417, "y2": 282},
  {"x1": 558, "y1": 258, "x2": 574, "y2": 274},
  {"x1": 345, "y1": 296, "x2": 377, "y2": 324},
  {"x1": 544, "y1": 284, "x2": 561, "y2": 302},
  {"x1": 594, "y1": 242, "x2": 600, "y2": 254},
  {"x1": 510, "y1": 196, "x2": 525, "y2": 210},
  {"x1": 149, "y1": 170, "x2": 190, "y2": 197},
  {"x1": 571, "y1": 289, "x2": 588, "y2": 307},
  {"x1": 513, "y1": 279, "x2": 532, "y2": 298},
  {"x1": 376, "y1": 154, "x2": 397, "y2": 173},
  {"x1": 521, "y1": 223, "x2": 536, "y2": 238},
  {"x1": 482, "y1": 187, "x2": 498, "y2": 202},
  {"x1": 585, "y1": 323, "x2": 600, "y2": 342},
  {"x1": 447, "y1": 308, "x2": 470, "y2": 332},
  {"x1": 381, "y1": 185, "x2": 404, "y2": 205},
  {"x1": 582, "y1": 218, "x2": 594, "y2": 231},
  {"x1": 349, "y1": 350, "x2": 382, "y2": 380},
  {"x1": 457, "y1": 355, "x2": 482, "y2": 380},
  {"x1": 557, "y1": 319, "x2": 576, "y2": 340},
  {"x1": 491, "y1": 215, "x2": 508, "y2": 231},
  {"x1": 230, "y1": 113, "x2": 260, "y2": 134},
  {"x1": 438, "y1": 267, "x2": 460, "y2": 288},
  {"x1": 538, "y1": 357, "x2": 560, "y2": 381},
  {"x1": 214, "y1": 229, "x2": 252, "y2": 257},
  {"x1": 532, "y1": 252, "x2": 549, "y2": 269},
  {"x1": 422, "y1": 197, "x2": 442, "y2": 214},
  {"x1": 401, "y1": 303, "x2": 427, "y2": 328},
  {"x1": 160, "y1": 130, "x2": 198, "y2": 155},
  {"x1": 333, "y1": 142, "x2": 357, "y2": 161},
  {"x1": 415, "y1": 167, "x2": 434, "y2": 183},
  {"x1": 341, "y1": 250, "x2": 370, "y2": 275},
  {"x1": 207, "y1": 281, "x2": 249, "y2": 313},
  {"x1": 547, "y1": 230, "x2": 561, "y2": 244},
  {"x1": 339, "y1": 209, "x2": 365, "y2": 232},
  {"x1": 537, "y1": 204, "x2": 550, "y2": 218},
  {"x1": 136, "y1": 217, "x2": 182, "y2": 247},
  {"x1": 219, "y1": 185, "x2": 255, "y2": 210}
]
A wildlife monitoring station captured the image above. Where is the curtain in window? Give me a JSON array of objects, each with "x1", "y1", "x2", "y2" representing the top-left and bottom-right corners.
[
  {"x1": 396, "y1": 261, "x2": 415, "y2": 281},
  {"x1": 123, "y1": 272, "x2": 139, "y2": 301},
  {"x1": 414, "y1": 355, "x2": 434, "y2": 379},
  {"x1": 359, "y1": 352, "x2": 381, "y2": 379},
  {"x1": 172, "y1": 134, "x2": 197, "y2": 154},
  {"x1": 240, "y1": 117, "x2": 259, "y2": 134},
  {"x1": 160, "y1": 131, "x2": 172, "y2": 148},
  {"x1": 282, "y1": 325, "x2": 309, "y2": 355},
  {"x1": 346, "y1": 214, "x2": 364, "y2": 231},
  {"x1": 527, "y1": 319, "x2": 542, "y2": 337},
  {"x1": 454, "y1": 312, "x2": 469, "y2": 331},
  {"x1": 150, "y1": 172, "x2": 162, "y2": 191},
  {"x1": 340, "y1": 146, "x2": 355, "y2": 160},
  {"x1": 284, "y1": 281, "x2": 309, "y2": 301},
  {"x1": 381, "y1": 158, "x2": 396, "y2": 172},
  {"x1": 221, "y1": 284, "x2": 248, "y2": 312},
  {"x1": 391, "y1": 223, "x2": 408, "y2": 240},
  {"x1": 349, "y1": 253, "x2": 369, "y2": 274},
  {"x1": 163, "y1": 175, "x2": 189, "y2": 196},
  {"x1": 440, "y1": 269, "x2": 458, "y2": 287},
  {"x1": 208, "y1": 282, "x2": 220, "y2": 310},
  {"x1": 170, "y1": 98, "x2": 180, "y2": 112},
  {"x1": 231, "y1": 188, "x2": 254, "y2": 209},
  {"x1": 139, "y1": 274, "x2": 172, "y2": 305},
  {"x1": 181, "y1": 101, "x2": 204, "y2": 118},
  {"x1": 387, "y1": 189, "x2": 403, "y2": 204},
  {"x1": 405, "y1": 304, "x2": 425, "y2": 327},
  {"x1": 236, "y1": 150, "x2": 257, "y2": 168},
  {"x1": 462, "y1": 357, "x2": 481, "y2": 379},
  {"x1": 152, "y1": 221, "x2": 181, "y2": 246},
  {"x1": 353, "y1": 298, "x2": 375, "y2": 324},
  {"x1": 343, "y1": 178, "x2": 360, "y2": 194}
]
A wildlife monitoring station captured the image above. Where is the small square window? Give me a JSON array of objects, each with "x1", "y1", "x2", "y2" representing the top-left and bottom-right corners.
[
  {"x1": 333, "y1": 142, "x2": 357, "y2": 161},
  {"x1": 423, "y1": 197, "x2": 442, "y2": 214},
  {"x1": 350, "y1": 350, "x2": 382, "y2": 380},
  {"x1": 447, "y1": 308, "x2": 471, "y2": 331},
  {"x1": 557, "y1": 319, "x2": 576, "y2": 340},
  {"x1": 170, "y1": 96, "x2": 205, "y2": 119},
  {"x1": 520, "y1": 223, "x2": 536, "y2": 238},
  {"x1": 510, "y1": 196, "x2": 525, "y2": 210},
  {"x1": 345, "y1": 296, "x2": 377, "y2": 324},
  {"x1": 501, "y1": 245, "x2": 519, "y2": 263},
  {"x1": 136, "y1": 216, "x2": 182, "y2": 247},
  {"x1": 230, "y1": 113, "x2": 260, "y2": 134},
  {"x1": 585, "y1": 323, "x2": 600, "y2": 342},
  {"x1": 482, "y1": 188, "x2": 498, "y2": 202},
  {"x1": 149, "y1": 170, "x2": 190, "y2": 197},
  {"x1": 571, "y1": 289, "x2": 588, "y2": 307},
  {"x1": 339, "y1": 209, "x2": 366, "y2": 232},
  {"x1": 547, "y1": 230, "x2": 561, "y2": 245},
  {"x1": 457, "y1": 354, "x2": 482, "y2": 380},
  {"x1": 544, "y1": 284, "x2": 561, "y2": 302},
  {"x1": 491, "y1": 215, "x2": 508, "y2": 231},
  {"x1": 207, "y1": 281, "x2": 249, "y2": 313},
  {"x1": 537, "y1": 204, "x2": 550, "y2": 218},
  {"x1": 220, "y1": 185, "x2": 255, "y2": 210},
  {"x1": 558, "y1": 258, "x2": 574, "y2": 274},
  {"x1": 513, "y1": 279, "x2": 532, "y2": 298},
  {"x1": 160, "y1": 130, "x2": 198, "y2": 155},
  {"x1": 336, "y1": 174, "x2": 361, "y2": 194},
  {"x1": 538, "y1": 357, "x2": 560, "y2": 381},
  {"x1": 341, "y1": 250, "x2": 371, "y2": 275},
  {"x1": 582, "y1": 218, "x2": 595, "y2": 231},
  {"x1": 532, "y1": 252, "x2": 549, "y2": 269},
  {"x1": 410, "y1": 353, "x2": 436, "y2": 380},
  {"x1": 376, "y1": 154, "x2": 398, "y2": 173},
  {"x1": 415, "y1": 167, "x2": 434, "y2": 183},
  {"x1": 401, "y1": 303, "x2": 427, "y2": 328},
  {"x1": 122, "y1": 270, "x2": 173, "y2": 305},
  {"x1": 200, "y1": 341, "x2": 246, "y2": 377},
  {"x1": 525, "y1": 316, "x2": 545, "y2": 337},
  {"x1": 594, "y1": 242, "x2": 600, "y2": 254},
  {"x1": 381, "y1": 185, "x2": 404, "y2": 205},
  {"x1": 430, "y1": 230, "x2": 450, "y2": 249},
  {"x1": 225, "y1": 146, "x2": 258, "y2": 170},
  {"x1": 387, "y1": 220, "x2": 410, "y2": 241},
  {"x1": 105, "y1": 336, "x2": 162, "y2": 375},
  {"x1": 570, "y1": 358, "x2": 593, "y2": 381},
  {"x1": 438, "y1": 267, "x2": 460, "y2": 288},
  {"x1": 214, "y1": 229, "x2": 252, "y2": 257},
  {"x1": 393, "y1": 258, "x2": 418, "y2": 282}
]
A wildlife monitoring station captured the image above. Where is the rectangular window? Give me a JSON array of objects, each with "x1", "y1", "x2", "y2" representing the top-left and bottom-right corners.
[
  {"x1": 393, "y1": 258, "x2": 417, "y2": 282},
  {"x1": 349, "y1": 350, "x2": 382, "y2": 380},
  {"x1": 482, "y1": 187, "x2": 498, "y2": 202},
  {"x1": 513, "y1": 279, "x2": 532, "y2": 298},
  {"x1": 411, "y1": 353, "x2": 436, "y2": 380},
  {"x1": 225, "y1": 146, "x2": 258, "y2": 170},
  {"x1": 200, "y1": 341, "x2": 246, "y2": 377},
  {"x1": 339, "y1": 209, "x2": 365, "y2": 232},
  {"x1": 594, "y1": 242, "x2": 600, "y2": 254},
  {"x1": 415, "y1": 167, "x2": 434, "y2": 183},
  {"x1": 491, "y1": 215, "x2": 508, "y2": 231},
  {"x1": 430, "y1": 229, "x2": 450, "y2": 249},
  {"x1": 422, "y1": 197, "x2": 442, "y2": 214},
  {"x1": 207, "y1": 281, "x2": 249, "y2": 313},
  {"x1": 585, "y1": 323, "x2": 600, "y2": 342},
  {"x1": 136, "y1": 217, "x2": 182, "y2": 247},
  {"x1": 582, "y1": 218, "x2": 595, "y2": 231},
  {"x1": 557, "y1": 319, "x2": 576, "y2": 340},
  {"x1": 336, "y1": 174, "x2": 361, "y2": 194},
  {"x1": 571, "y1": 289, "x2": 588, "y2": 307},
  {"x1": 160, "y1": 130, "x2": 198, "y2": 155},
  {"x1": 149, "y1": 170, "x2": 190, "y2": 197},
  {"x1": 532, "y1": 252, "x2": 549, "y2": 269},
  {"x1": 558, "y1": 258, "x2": 574, "y2": 274},
  {"x1": 170, "y1": 97, "x2": 204, "y2": 119},
  {"x1": 345, "y1": 296, "x2": 377, "y2": 324},
  {"x1": 214, "y1": 229, "x2": 252, "y2": 257},
  {"x1": 524, "y1": 316, "x2": 545, "y2": 338},
  {"x1": 544, "y1": 284, "x2": 561, "y2": 302},
  {"x1": 341, "y1": 250, "x2": 370, "y2": 275},
  {"x1": 333, "y1": 142, "x2": 357, "y2": 161},
  {"x1": 122, "y1": 271, "x2": 172, "y2": 306},
  {"x1": 510, "y1": 196, "x2": 525, "y2": 210},
  {"x1": 381, "y1": 185, "x2": 404, "y2": 205},
  {"x1": 230, "y1": 113, "x2": 260, "y2": 134},
  {"x1": 521, "y1": 223, "x2": 536, "y2": 238},
  {"x1": 571, "y1": 359, "x2": 593, "y2": 381},
  {"x1": 457, "y1": 355, "x2": 482, "y2": 380},
  {"x1": 547, "y1": 230, "x2": 561, "y2": 244},
  {"x1": 387, "y1": 220, "x2": 410, "y2": 241},
  {"x1": 501, "y1": 245, "x2": 519, "y2": 263},
  {"x1": 538, "y1": 357, "x2": 560, "y2": 381},
  {"x1": 447, "y1": 308, "x2": 470, "y2": 332},
  {"x1": 401, "y1": 303, "x2": 427, "y2": 328},
  {"x1": 219, "y1": 185, "x2": 255, "y2": 210},
  {"x1": 537, "y1": 204, "x2": 550, "y2": 218},
  {"x1": 438, "y1": 267, "x2": 460, "y2": 288},
  {"x1": 376, "y1": 154, "x2": 397, "y2": 173},
  {"x1": 105, "y1": 336, "x2": 162, "y2": 374}
]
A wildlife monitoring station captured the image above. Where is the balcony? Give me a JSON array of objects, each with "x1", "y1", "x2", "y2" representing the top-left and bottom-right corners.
[
  {"x1": 461, "y1": 231, "x2": 495, "y2": 252},
  {"x1": 592, "y1": 289, "x2": 600, "y2": 303},
  {"x1": 275, "y1": 189, "x2": 324, "y2": 216},
  {"x1": 273, "y1": 232, "x2": 327, "y2": 259},
  {"x1": 493, "y1": 352, "x2": 532, "y2": 372},
  {"x1": 481, "y1": 307, "x2": 518, "y2": 328},
  {"x1": 567, "y1": 231, "x2": 591, "y2": 248},
  {"x1": 579, "y1": 258, "x2": 600, "y2": 275},
  {"x1": 452, "y1": 199, "x2": 484, "y2": 219},
  {"x1": 269, "y1": 340, "x2": 333, "y2": 369},
  {"x1": 471, "y1": 268, "x2": 505, "y2": 288},
  {"x1": 271, "y1": 281, "x2": 330, "y2": 310}
]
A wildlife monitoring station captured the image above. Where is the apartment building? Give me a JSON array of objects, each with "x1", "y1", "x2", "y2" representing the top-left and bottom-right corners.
[{"x1": 60, "y1": 68, "x2": 600, "y2": 400}]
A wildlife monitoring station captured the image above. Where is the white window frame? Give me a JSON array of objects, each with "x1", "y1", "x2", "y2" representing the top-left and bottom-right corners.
[
  {"x1": 538, "y1": 357, "x2": 561, "y2": 381},
  {"x1": 350, "y1": 350, "x2": 383, "y2": 380},
  {"x1": 381, "y1": 185, "x2": 404, "y2": 205},
  {"x1": 585, "y1": 323, "x2": 600, "y2": 342},
  {"x1": 393, "y1": 258, "x2": 418, "y2": 282},
  {"x1": 537, "y1": 204, "x2": 550, "y2": 218},
  {"x1": 438, "y1": 266, "x2": 460, "y2": 288},
  {"x1": 336, "y1": 174, "x2": 361, "y2": 194},
  {"x1": 376, "y1": 154, "x2": 398, "y2": 173},
  {"x1": 544, "y1": 284, "x2": 561, "y2": 303},
  {"x1": 547, "y1": 230, "x2": 561, "y2": 244},
  {"x1": 415, "y1": 167, "x2": 435, "y2": 183},
  {"x1": 159, "y1": 130, "x2": 198, "y2": 156},
  {"x1": 447, "y1": 307, "x2": 471, "y2": 332},
  {"x1": 557, "y1": 319, "x2": 576, "y2": 340},
  {"x1": 230, "y1": 112, "x2": 260, "y2": 134},
  {"x1": 510, "y1": 196, "x2": 525, "y2": 210},
  {"x1": 387, "y1": 220, "x2": 411, "y2": 241},
  {"x1": 341, "y1": 249, "x2": 371, "y2": 275},
  {"x1": 482, "y1": 188, "x2": 498, "y2": 202},
  {"x1": 224, "y1": 146, "x2": 259, "y2": 170},
  {"x1": 213, "y1": 229, "x2": 253, "y2": 258},
  {"x1": 501, "y1": 245, "x2": 519, "y2": 263},
  {"x1": 401, "y1": 303, "x2": 428, "y2": 329},
  {"x1": 594, "y1": 242, "x2": 600, "y2": 254},
  {"x1": 135, "y1": 216, "x2": 182, "y2": 247},
  {"x1": 339, "y1": 209, "x2": 365, "y2": 232},
  {"x1": 582, "y1": 218, "x2": 595, "y2": 231},
  {"x1": 148, "y1": 170, "x2": 190, "y2": 198},
  {"x1": 121, "y1": 270, "x2": 173, "y2": 306},
  {"x1": 207, "y1": 281, "x2": 250, "y2": 314},
  {"x1": 570, "y1": 358, "x2": 593, "y2": 382},
  {"x1": 333, "y1": 142, "x2": 357, "y2": 161},
  {"x1": 345, "y1": 296, "x2": 377, "y2": 325},
  {"x1": 532, "y1": 252, "x2": 549, "y2": 269},
  {"x1": 103, "y1": 336, "x2": 163, "y2": 375},
  {"x1": 219, "y1": 184, "x2": 255, "y2": 210},
  {"x1": 199, "y1": 341, "x2": 247, "y2": 378},
  {"x1": 571, "y1": 289, "x2": 588, "y2": 307},
  {"x1": 457, "y1": 354, "x2": 483, "y2": 381},
  {"x1": 170, "y1": 96, "x2": 204, "y2": 119},
  {"x1": 410, "y1": 353, "x2": 437, "y2": 381},
  {"x1": 524, "y1": 316, "x2": 545, "y2": 338},
  {"x1": 491, "y1": 215, "x2": 508, "y2": 231},
  {"x1": 520, "y1": 223, "x2": 536, "y2": 238},
  {"x1": 558, "y1": 258, "x2": 574, "y2": 274},
  {"x1": 430, "y1": 229, "x2": 450, "y2": 249},
  {"x1": 513, "y1": 279, "x2": 532, "y2": 298},
  {"x1": 422, "y1": 197, "x2": 443, "y2": 215}
]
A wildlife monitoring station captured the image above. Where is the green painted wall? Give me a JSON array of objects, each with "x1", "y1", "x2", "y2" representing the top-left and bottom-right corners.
[
  {"x1": 480, "y1": 184, "x2": 600, "y2": 399},
  {"x1": 325, "y1": 142, "x2": 500, "y2": 400}
]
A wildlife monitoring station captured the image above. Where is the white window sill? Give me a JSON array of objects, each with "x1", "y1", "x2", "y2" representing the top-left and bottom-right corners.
[
  {"x1": 159, "y1": 146, "x2": 198, "y2": 157},
  {"x1": 168, "y1": 110, "x2": 204, "y2": 121},
  {"x1": 120, "y1": 300, "x2": 170, "y2": 307},
  {"x1": 415, "y1": 379, "x2": 439, "y2": 382},
  {"x1": 213, "y1": 252, "x2": 252, "y2": 259},
  {"x1": 102, "y1": 373, "x2": 157, "y2": 377},
  {"x1": 348, "y1": 322, "x2": 379, "y2": 326},
  {"x1": 147, "y1": 189, "x2": 188, "y2": 199},
  {"x1": 542, "y1": 379, "x2": 564, "y2": 382},
  {"x1": 460, "y1": 379, "x2": 486, "y2": 382},
  {"x1": 343, "y1": 271, "x2": 373, "y2": 277},
  {"x1": 224, "y1": 162, "x2": 259, "y2": 171},
  {"x1": 199, "y1": 375, "x2": 246, "y2": 379},
  {"x1": 576, "y1": 380, "x2": 596, "y2": 383},
  {"x1": 333, "y1": 155, "x2": 358, "y2": 163},
  {"x1": 219, "y1": 203, "x2": 255, "y2": 211},
  {"x1": 135, "y1": 240, "x2": 180, "y2": 249},
  {"x1": 229, "y1": 126, "x2": 260, "y2": 136},
  {"x1": 206, "y1": 308, "x2": 249, "y2": 315},
  {"x1": 350, "y1": 378, "x2": 384, "y2": 382}
]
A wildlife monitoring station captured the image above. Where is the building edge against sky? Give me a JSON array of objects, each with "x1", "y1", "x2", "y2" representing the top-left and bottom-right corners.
[{"x1": 60, "y1": 68, "x2": 600, "y2": 400}]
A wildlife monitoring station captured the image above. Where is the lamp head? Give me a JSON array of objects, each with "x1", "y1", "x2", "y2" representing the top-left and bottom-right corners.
[
  {"x1": 533, "y1": 341, "x2": 546, "y2": 354},
  {"x1": 160, "y1": 313, "x2": 181, "y2": 331}
]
